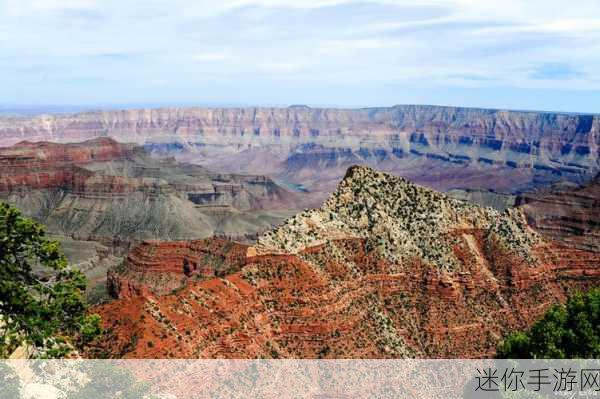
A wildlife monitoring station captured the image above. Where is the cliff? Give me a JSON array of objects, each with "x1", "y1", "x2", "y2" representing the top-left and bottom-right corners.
[
  {"x1": 108, "y1": 238, "x2": 248, "y2": 297},
  {"x1": 1, "y1": 106, "x2": 598, "y2": 150},
  {"x1": 1, "y1": 105, "x2": 597, "y2": 196},
  {"x1": 0, "y1": 138, "x2": 133, "y2": 192},
  {"x1": 518, "y1": 173, "x2": 600, "y2": 252},
  {"x1": 0, "y1": 138, "x2": 305, "y2": 243},
  {"x1": 88, "y1": 166, "x2": 600, "y2": 359}
]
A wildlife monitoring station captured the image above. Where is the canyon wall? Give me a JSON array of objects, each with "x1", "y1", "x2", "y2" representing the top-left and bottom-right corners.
[
  {"x1": 0, "y1": 138, "x2": 304, "y2": 243},
  {"x1": 1, "y1": 105, "x2": 598, "y2": 195},
  {"x1": 518, "y1": 173, "x2": 600, "y2": 252},
  {"x1": 91, "y1": 166, "x2": 600, "y2": 359}
]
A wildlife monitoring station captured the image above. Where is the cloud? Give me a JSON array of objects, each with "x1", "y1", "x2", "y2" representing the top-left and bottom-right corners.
[
  {"x1": 530, "y1": 63, "x2": 586, "y2": 80},
  {"x1": 1, "y1": 0, "x2": 98, "y2": 17},
  {"x1": 0, "y1": 0, "x2": 600, "y2": 111},
  {"x1": 192, "y1": 52, "x2": 236, "y2": 62}
]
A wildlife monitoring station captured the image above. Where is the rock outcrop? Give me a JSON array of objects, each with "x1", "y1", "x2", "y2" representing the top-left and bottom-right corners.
[
  {"x1": 0, "y1": 138, "x2": 305, "y2": 243},
  {"x1": 0, "y1": 138, "x2": 132, "y2": 192},
  {"x1": 88, "y1": 166, "x2": 600, "y2": 359},
  {"x1": 108, "y1": 238, "x2": 248, "y2": 298},
  {"x1": 1, "y1": 105, "x2": 598, "y2": 197},
  {"x1": 256, "y1": 166, "x2": 539, "y2": 270},
  {"x1": 518, "y1": 173, "x2": 600, "y2": 252}
]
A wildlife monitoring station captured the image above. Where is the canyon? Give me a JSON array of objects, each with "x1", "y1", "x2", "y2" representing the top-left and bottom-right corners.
[
  {"x1": 0, "y1": 137, "x2": 306, "y2": 301},
  {"x1": 1, "y1": 105, "x2": 599, "y2": 359},
  {"x1": 89, "y1": 166, "x2": 600, "y2": 359},
  {"x1": 0, "y1": 137, "x2": 305, "y2": 242},
  {"x1": 0, "y1": 105, "x2": 598, "y2": 203}
]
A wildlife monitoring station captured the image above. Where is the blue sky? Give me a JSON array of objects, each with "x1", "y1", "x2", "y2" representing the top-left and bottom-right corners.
[{"x1": 1, "y1": 0, "x2": 600, "y2": 113}]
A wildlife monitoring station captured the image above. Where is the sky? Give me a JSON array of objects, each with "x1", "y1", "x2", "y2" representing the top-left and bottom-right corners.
[{"x1": 1, "y1": 0, "x2": 600, "y2": 113}]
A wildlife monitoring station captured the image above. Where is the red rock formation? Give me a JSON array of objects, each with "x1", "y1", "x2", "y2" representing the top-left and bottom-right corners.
[
  {"x1": 89, "y1": 233, "x2": 600, "y2": 359},
  {"x1": 0, "y1": 137, "x2": 135, "y2": 166},
  {"x1": 518, "y1": 174, "x2": 600, "y2": 251},
  {"x1": 86, "y1": 166, "x2": 600, "y2": 359},
  {"x1": 0, "y1": 137, "x2": 302, "y2": 207},
  {"x1": 1, "y1": 106, "x2": 597, "y2": 195},
  {"x1": 0, "y1": 165, "x2": 90, "y2": 192},
  {"x1": 108, "y1": 238, "x2": 248, "y2": 297},
  {"x1": 0, "y1": 137, "x2": 135, "y2": 192}
]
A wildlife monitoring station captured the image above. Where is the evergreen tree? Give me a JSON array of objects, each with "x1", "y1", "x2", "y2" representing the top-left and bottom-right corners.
[
  {"x1": 498, "y1": 288, "x2": 600, "y2": 358},
  {"x1": 0, "y1": 202, "x2": 101, "y2": 358}
]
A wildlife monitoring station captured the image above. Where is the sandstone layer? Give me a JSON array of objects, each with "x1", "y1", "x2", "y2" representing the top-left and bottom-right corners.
[
  {"x1": 89, "y1": 166, "x2": 600, "y2": 358},
  {"x1": 1, "y1": 105, "x2": 598, "y2": 198},
  {"x1": 518, "y1": 173, "x2": 600, "y2": 252},
  {"x1": 108, "y1": 238, "x2": 248, "y2": 298},
  {"x1": 0, "y1": 138, "x2": 304, "y2": 243}
]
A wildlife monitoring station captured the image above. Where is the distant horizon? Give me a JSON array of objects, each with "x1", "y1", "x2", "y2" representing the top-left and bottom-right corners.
[{"x1": 1, "y1": 101, "x2": 599, "y2": 117}]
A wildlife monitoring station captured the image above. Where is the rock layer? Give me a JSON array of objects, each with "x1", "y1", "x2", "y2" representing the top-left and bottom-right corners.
[
  {"x1": 518, "y1": 173, "x2": 600, "y2": 252},
  {"x1": 0, "y1": 138, "x2": 132, "y2": 192},
  {"x1": 89, "y1": 166, "x2": 600, "y2": 359},
  {"x1": 0, "y1": 138, "x2": 304, "y2": 242},
  {"x1": 108, "y1": 238, "x2": 248, "y2": 297},
  {"x1": 1, "y1": 105, "x2": 598, "y2": 196}
]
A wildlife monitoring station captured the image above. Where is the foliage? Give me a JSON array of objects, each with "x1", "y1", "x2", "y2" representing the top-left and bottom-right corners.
[
  {"x1": 497, "y1": 288, "x2": 600, "y2": 358},
  {"x1": 0, "y1": 202, "x2": 101, "y2": 358}
]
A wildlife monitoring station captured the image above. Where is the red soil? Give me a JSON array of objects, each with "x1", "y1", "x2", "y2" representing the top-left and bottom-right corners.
[{"x1": 88, "y1": 232, "x2": 600, "y2": 359}]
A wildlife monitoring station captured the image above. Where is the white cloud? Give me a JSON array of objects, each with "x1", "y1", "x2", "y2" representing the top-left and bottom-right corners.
[
  {"x1": 1, "y1": 0, "x2": 600, "y2": 109},
  {"x1": 1, "y1": 0, "x2": 98, "y2": 16},
  {"x1": 191, "y1": 52, "x2": 236, "y2": 62}
]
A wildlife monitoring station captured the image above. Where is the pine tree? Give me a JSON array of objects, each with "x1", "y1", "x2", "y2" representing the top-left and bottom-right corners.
[{"x1": 0, "y1": 202, "x2": 101, "y2": 358}]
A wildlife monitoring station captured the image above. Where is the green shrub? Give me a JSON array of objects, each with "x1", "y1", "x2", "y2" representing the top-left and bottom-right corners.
[{"x1": 497, "y1": 288, "x2": 600, "y2": 358}]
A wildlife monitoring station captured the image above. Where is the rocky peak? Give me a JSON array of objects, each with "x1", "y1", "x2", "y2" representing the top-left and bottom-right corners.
[
  {"x1": 90, "y1": 165, "x2": 600, "y2": 359},
  {"x1": 256, "y1": 165, "x2": 539, "y2": 270}
]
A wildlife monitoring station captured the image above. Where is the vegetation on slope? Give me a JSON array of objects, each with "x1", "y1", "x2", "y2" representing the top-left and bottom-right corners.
[
  {"x1": 258, "y1": 165, "x2": 539, "y2": 270},
  {"x1": 0, "y1": 202, "x2": 101, "y2": 358},
  {"x1": 497, "y1": 288, "x2": 600, "y2": 359}
]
